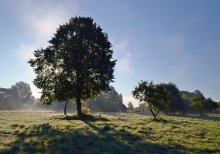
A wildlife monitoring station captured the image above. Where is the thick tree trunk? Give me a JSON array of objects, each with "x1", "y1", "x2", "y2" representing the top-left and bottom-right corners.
[
  {"x1": 76, "y1": 93, "x2": 82, "y2": 116},
  {"x1": 76, "y1": 73, "x2": 82, "y2": 116},
  {"x1": 64, "y1": 101, "x2": 68, "y2": 116}
]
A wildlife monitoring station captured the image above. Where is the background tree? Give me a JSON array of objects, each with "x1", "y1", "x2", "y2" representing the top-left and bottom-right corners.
[
  {"x1": 0, "y1": 88, "x2": 11, "y2": 109},
  {"x1": 132, "y1": 81, "x2": 170, "y2": 118},
  {"x1": 161, "y1": 83, "x2": 185, "y2": 114},
  {"x1": 191, "y1": 90, "x2": 206, "y2": 116},
  {"x1": 33, "y1": 98, "x2": 77, "y2": 114},
  {"x1": 0, "y1": 82, "x2": 35, "y2": 110},
  {"x1": 180, "y1": 90, "x2": 195, "y2": 113},
  {"x1": 127, "y1": 101, "x2": 134, "y2": 111},
  {"x1": 204, "y1": 98, "x2": 218, "y2": 113},
  {"x1": 217, "y1": 101, "x2": 220, "y2": 113},
  {"x1": 10, "y1": 81, "x2": 33, "y2": 104},
  {"x1": 135, "y1": 102, "x2": 149, "y2": 113},
  {"x1": 87, "y1": 86, "x2": 126, "y2": 112},
  {"x1": 29, "y1": 17, "x2": 116, "y2": 116}
]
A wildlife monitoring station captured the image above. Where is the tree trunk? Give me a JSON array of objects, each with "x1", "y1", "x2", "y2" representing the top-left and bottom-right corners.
[
  {"x1": 149, "y1": 108, "x2": 159, "y2": 118},
  {"x1": 76, "y1": 93, "x2": 82, "y2": 116},
  {"x1": 75, "y1": 73, "x2": 82, "y2": 117},
  {"x1": 64, "y1": 101, "x2": 68, "y2": 116}
]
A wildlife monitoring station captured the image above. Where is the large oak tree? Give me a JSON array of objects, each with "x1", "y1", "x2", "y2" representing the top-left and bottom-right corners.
[{"x1": 29, "y1": 17, "x2": 116, "y2": 116}]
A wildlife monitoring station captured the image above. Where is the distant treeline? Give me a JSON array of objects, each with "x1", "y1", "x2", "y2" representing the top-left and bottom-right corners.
[
  {"x1": 0, "y1": 82, "x2": 35, "y2": 110},
  {"x1": 128, "y1": 83, "x2": 220, "y2": 115},
  {"x1": 33, "y1": 86, "x2": 127, "y2": 113},
  {"x1": 0, "y1": 82, "x2": 126, "y2": 113},
  {"x1": 0, "y1": 81, "x2": 219, "y2": 115}
]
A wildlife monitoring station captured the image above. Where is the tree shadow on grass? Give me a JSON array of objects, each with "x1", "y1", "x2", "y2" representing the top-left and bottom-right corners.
[
  {"x1": 1, "y1": 123, "x2": 106, "y2": 154},
  {"x1": 63, "y1": 114, "x2": 110, "y2": 122},
  {"x1": 1, "y1": 121, "x2": 188, "y2": 154}
]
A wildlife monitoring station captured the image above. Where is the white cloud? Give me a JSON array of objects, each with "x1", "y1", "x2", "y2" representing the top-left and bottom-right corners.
[
  {"x1": 22, "y1": 1, "x2": 72, "y2": 41},
  {"x1": 16, "y1": 1, "x2": 79, "y2": 60},
  {"x1": 113, "y1": 39, "x2": 133, "y2": 73},
  {"x1": 17, "y1": 45, "x2": 36, "y2": 60},
  {"x1": 15, "y1": 1, "x2": 79, "y2": 98},
  {"x1": 123, "y1": 95, "x2": 139, "y2": 107},
  {"x1": 117, "y1": 53, "x2": 133, "y2": 73}
]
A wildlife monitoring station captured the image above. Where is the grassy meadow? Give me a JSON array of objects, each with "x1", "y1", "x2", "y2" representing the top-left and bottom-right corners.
[{"x1": 0, "y1": 111, "x2": 220, "y2": 153}]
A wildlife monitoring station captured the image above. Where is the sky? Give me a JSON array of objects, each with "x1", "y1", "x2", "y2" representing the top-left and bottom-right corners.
[{"x1": 0, "y1": 0, "x2": 220, "y2": 107}]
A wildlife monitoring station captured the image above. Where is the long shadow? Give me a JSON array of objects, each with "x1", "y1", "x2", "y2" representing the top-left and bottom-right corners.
[
  {"x1": 1, "y1": 118, "x2": 190, "y2": 154},
  {"x1": 79, "y1": 115, "x2": 188, "y2": 153},
  {"x1": 2, "y1": 123, "x2": 123, "y2": 154},
  {"x1": 64, "y1": 114, "x2": 110, "y2": 122}
]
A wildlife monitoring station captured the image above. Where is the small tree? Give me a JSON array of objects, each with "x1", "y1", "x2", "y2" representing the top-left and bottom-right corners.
[
  {"x1": 132, "y1": 81, "x2": 169, "y2": 118},
  {"x1": 29, "y1": 17, "x2": 116, "y2": 116}
]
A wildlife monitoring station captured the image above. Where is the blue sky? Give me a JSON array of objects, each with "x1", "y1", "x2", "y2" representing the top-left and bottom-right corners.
[{"x1": 0, "y1": 0, "x2": 220, "y2": 106}]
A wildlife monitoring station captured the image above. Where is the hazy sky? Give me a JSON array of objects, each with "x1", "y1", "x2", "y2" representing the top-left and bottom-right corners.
[{"x1": 0, "y1": 0, "x2": 220, "y2": 106}]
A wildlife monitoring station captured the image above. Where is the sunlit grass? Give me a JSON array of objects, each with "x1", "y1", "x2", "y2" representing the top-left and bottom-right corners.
[{"x1": 0, "y1": 111, "x2": 219, "y2": 153}]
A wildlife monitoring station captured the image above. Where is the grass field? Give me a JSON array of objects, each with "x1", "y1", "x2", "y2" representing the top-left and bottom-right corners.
[{"x1": 0, "y1": 111, "x2": 220, "y2": 153}]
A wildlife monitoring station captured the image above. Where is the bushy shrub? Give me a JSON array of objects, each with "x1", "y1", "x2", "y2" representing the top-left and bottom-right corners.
[{"x1": 82, "y1": 106, "x2": 90, "y2": 115}]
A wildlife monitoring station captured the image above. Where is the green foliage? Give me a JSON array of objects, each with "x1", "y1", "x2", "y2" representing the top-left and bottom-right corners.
[
  {"x1": 190, "y1": 90, "x2": 218, "y2": 115},
  {"x1": 180, "y1": 90, "x2": 195, "y2": 113},
  {"x1": 28, "y1": 17, "x2": 116, "y2": 116},
  {"x1": 161, "y1": 83, "x2": 185, "y2": 114},
  {"x1": 181, "y1": 90, "x2": 218, "y2": 114},
  {"x1": 132, "y1": 81, "x2": 170, "y2": 118},
  {"x1": 191, "y1": 91, "x2": 206, "y2": 116},
  {"x1": 204, "y1": 98, "x2": 218, "y2": 113},
  {"x1": 0, "y1": 111, "x2": 220, "y2": 153}
]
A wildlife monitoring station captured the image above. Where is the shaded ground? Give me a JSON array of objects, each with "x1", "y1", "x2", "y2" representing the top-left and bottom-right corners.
[{"x1": 0, "y1": 111, "x2": 220, "y2": 153}]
